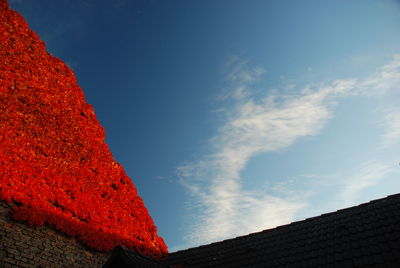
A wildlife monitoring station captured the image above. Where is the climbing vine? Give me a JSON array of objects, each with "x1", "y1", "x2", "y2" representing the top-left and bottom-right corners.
[{"x1": 0, "y1": 0, "x2": 167, "y2": 258}]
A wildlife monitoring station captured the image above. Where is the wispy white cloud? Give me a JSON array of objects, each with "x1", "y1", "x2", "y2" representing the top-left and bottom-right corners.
[
  {"x1": 360, "y1": 54, "x2": 400, "y2": 95},
  {"x1": 380, "y1": 108, "x2": 400, "y2": 148},
  {"x1": 178, "y1": 54, "x2": 400, "y2": 247},
  {"x1": 340, "y1": 161, "x2": 393, "y2": 205},
  {"x1": 178, "y1": 62, "x2": 358, "y2": 246},
  {"x1": 368, "y1": 55, "x2": 400, "y2": 148}
]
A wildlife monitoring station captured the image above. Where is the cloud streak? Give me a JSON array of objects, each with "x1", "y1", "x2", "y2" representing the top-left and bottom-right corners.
[
  {"x1": 178, "y1": 55, "x2": 400, "y2": 247},
  {"x1": 340, "y1": 161, "x2": 393, "y2": 205},
  {"x1": 380, "y1": 108, "x2": 400, "y2": 148},
  {"x1": 360, "y1": 54, "x2": 400, "y2": 95}
]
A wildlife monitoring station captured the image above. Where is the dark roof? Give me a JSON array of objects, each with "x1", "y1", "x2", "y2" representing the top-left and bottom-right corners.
[
  {"x1": 102, "y1": 246, "x2": 172, "y2": 268},
  {"x1": 167, "y1": 193, "x2": 400, "y2": 267}
]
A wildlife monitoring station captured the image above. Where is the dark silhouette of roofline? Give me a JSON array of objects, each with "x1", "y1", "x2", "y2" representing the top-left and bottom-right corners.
[
  {"x1": 166, "y1": 193, "x2": 400, "y2": 267},
  {"x1": 104, "y1": 193, "x2": 400, "y2": 267},
  {"x1": 172, "y1": 193, "x2": 400, "y2": 254}
]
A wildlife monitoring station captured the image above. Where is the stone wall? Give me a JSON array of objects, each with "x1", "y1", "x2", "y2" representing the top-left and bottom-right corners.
[{"x1": 0, "y1": 202, "x2": 110, "y2": 268}]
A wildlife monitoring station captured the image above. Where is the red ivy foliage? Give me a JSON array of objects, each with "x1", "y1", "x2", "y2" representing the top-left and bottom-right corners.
[{"x1": 0, "y1": 0, "x2": 167, "y2": 258}]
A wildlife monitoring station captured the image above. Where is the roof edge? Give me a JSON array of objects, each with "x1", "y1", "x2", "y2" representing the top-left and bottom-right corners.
[{"x1": 170, "y1": 192, "x2": 400, "y2": 255}]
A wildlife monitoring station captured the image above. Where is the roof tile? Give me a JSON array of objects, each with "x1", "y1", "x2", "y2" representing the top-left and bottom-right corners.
[{"x1": 166, "y1": 193, "x2": 400, "y2": 267}]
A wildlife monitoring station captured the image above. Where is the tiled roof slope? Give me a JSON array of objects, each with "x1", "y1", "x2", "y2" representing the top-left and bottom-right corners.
[{"x1": 167, "y1": 193, "x2": 400, "y2": 267}]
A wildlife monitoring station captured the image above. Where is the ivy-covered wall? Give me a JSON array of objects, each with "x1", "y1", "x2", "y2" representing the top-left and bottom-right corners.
[{"x1": 0, "y1": 0, "x2": 167, "y2": 258}]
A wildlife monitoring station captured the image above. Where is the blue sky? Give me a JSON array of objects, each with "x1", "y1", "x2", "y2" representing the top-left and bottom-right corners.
[{"x1": 9, "y1": 0, "x2": 400, "y2": 251}]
